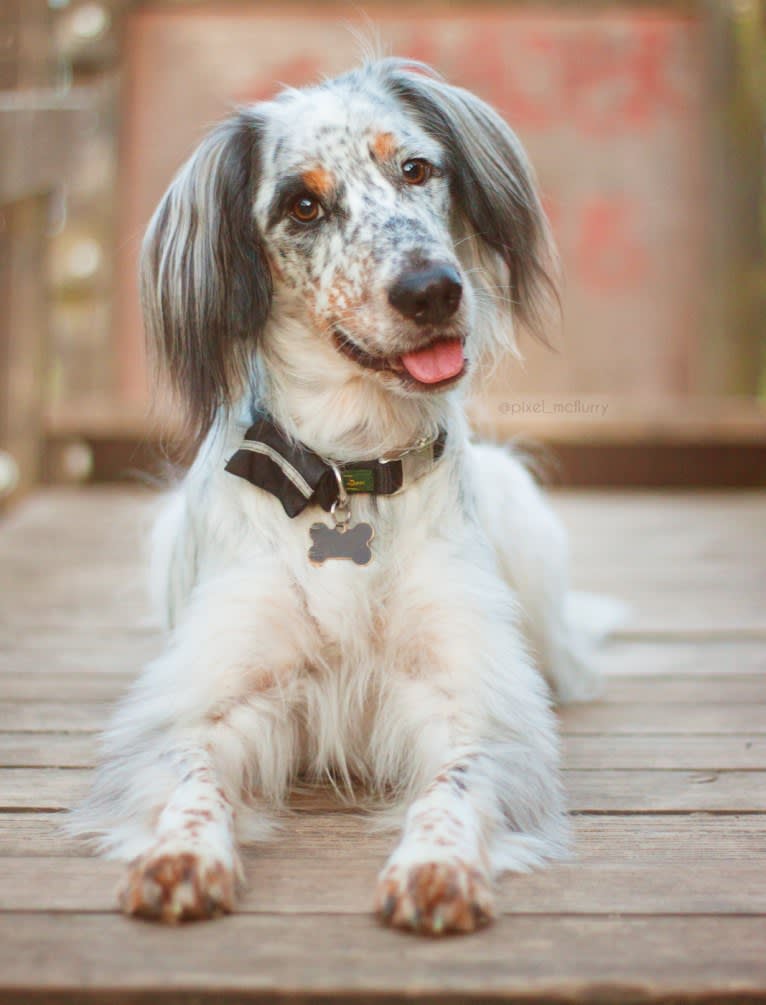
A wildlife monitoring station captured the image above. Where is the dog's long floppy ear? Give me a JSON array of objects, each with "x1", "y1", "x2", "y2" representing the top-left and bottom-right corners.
[
  {"x1": 378, "y1": 59, "x2": 558, "y2": 355},
  {"x1": 141, "y1": 109, "x2": 271, "y2": 445}
]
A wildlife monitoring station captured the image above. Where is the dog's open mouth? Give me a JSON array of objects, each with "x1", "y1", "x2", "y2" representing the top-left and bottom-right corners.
[{"x1": 333, "y1": 330, "x2": 466, "y2": 390}]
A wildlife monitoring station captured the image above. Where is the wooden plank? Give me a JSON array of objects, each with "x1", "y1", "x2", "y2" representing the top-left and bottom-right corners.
[
  {"x1": 2, "y1": 731, "x2": 765, "y2": 771},
  {"x1": 0, "y1": 734, "x2": 98, "y2": 767},
  {"x1": 595, "y1": 640, "x2": 766, "y2": 676},
  {"x1": 554, "y1": 494, "x2": 766, "y2": 635},
  {"x1": 0, "y1": 562, "x2": 151, "y2": 627},
  {"x1": 0, "y1": 768, "x2": 90, "y2": 810},
  {"x1": 0, "y1": 813, "x2": 89, "y2": 857},
  {"x1": 600, "y1": 672, "x2": 766, "y2": 702},
  {"x1": 572, "y1": 813, "x2": 766, "y2": 862},
  {"x1": 0, "y1": 490, "x2": 158, "y2": 629},
  {"x1": 0, "y1": 487, "x2": 154, "y2": 549},
  {"x1": 3, "y1": 488, "x2": 764, "y2": 563},
  {"x1": 4, "y1": 490, "x2": 766, "y2": 570},
  {"x1": 0, "y1": 856, "x2": 764, "y2": 916},
  {"x1": 2, "y1": 768, "x2": 765, "y2": 814},
  {"x1": 6, "y1": 639, "x2": 759, "y2": 677},
  {"x1": 0, "y1": 635, "x2": 159, "y2": 673},
  {"x1": 560, "y1": 703, "x2": 766, "y2": 735},
  {"x1": 0, "y1": 811, "x2": 763, "y2": 863},
  {"x1": 567, "y1": 770, "x2": 766, "y2": 813},
  {"x1": 553, "y1": 491, "x2": 766, "y2": 550},
  {"x1": 0, "y1": 490, "x2": 155, "y2": 588},
  {"x1": 0, "y1": 675, "x2": 133, "y2": 701},
  {"x1": 0, "y1": 703, "x2": 111, "y2": 732},
  {"x1": 4, "y1": 700, "x2": 765, "y2": 735},
  {"x1": 2, "y1": 670, "x2": 764, "y2": 704},
  {"x1": 562, "y1": 734, "x2": 766, "y2": 770},
  {"x1": 0, "y1": 914, "x2": 763, "y2": 1001}
]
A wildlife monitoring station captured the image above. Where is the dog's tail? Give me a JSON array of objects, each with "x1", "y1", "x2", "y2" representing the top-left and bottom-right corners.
[{"x1": 567, "y1": 591, "x2": 630, "y2": 644}]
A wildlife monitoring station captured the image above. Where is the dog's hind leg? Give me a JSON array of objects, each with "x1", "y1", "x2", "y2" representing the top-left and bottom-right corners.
[{"x1": 469, "y1": 442, "x2": 603, "y2": 703}]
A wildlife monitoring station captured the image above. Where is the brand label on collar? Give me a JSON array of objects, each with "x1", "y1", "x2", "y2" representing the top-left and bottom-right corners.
[{"x1": 342, "y1": 468, "x2": 375, "y2": 493}]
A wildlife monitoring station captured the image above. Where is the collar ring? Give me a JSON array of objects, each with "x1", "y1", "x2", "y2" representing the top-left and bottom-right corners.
[{"x1": 329, "y1": 463, "x2": 351, "y2": 530}]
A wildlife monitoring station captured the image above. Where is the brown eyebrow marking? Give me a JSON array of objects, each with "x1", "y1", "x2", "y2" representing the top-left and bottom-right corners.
[
  {"x1": 301, "y1": 166, "x2": 334, "y2": 199},
  {"x1": 371, "y1": 132, "x2": 398, "y2": 162}
]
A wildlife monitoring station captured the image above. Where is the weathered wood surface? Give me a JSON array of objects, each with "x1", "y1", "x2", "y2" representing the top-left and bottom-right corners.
[
  {"x1": 4, "y1": 698, "x2": 766, "y2": 734},
  {"x1": 2, "y1": 731, "x2": 766, "y2": 770},
  {"x1": 1, "y1": 915, "x2": 765, "y2": 1003},
  {"x1": 4, "y1": 766, "x2": 766, "y2": 814},
  {"x1": 0, "y1": 487, "x2": 764, "y2": 1003}
]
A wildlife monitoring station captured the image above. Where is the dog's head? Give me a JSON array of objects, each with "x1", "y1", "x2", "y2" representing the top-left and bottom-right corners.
[{"x1": 142, "y1": 59, "x2": 557, "y2": 444}]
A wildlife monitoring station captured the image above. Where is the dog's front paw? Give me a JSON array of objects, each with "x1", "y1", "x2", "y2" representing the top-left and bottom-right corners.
[
  {"x1": 119, "y1": 844, "x2": 235, "y2": 923},
  {"x1": 375, "y1": 857, "x2": 495, "y2": 935}
]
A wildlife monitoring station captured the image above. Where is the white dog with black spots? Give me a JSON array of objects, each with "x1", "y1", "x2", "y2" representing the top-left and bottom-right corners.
[{"x1": 71, "y1": 58, "x2": 613, "y2": 935}]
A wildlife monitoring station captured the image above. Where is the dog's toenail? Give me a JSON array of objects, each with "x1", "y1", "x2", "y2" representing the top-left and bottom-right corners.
[{"x1": 380, "y1": 893, "x2": 396, "y2": 920}]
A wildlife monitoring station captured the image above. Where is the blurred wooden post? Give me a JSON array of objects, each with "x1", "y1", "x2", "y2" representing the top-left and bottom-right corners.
[
  {"x1": 0, "y1": 0, "x2": 91, "y2": 504},
  {"x1": 699, "y1": 0, "x2": 765, "y2": 396},
  {"x1": 0, "y1": 195, "x2": 50, "y2": 503},
  {"x1": 0, "y1": 0, "x2": 52, "y2": 504}
]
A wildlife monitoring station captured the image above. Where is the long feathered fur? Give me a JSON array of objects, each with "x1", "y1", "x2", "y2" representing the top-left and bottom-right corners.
[{"x1": 70, "y1": 59, "x2": 606, "y2": 933}]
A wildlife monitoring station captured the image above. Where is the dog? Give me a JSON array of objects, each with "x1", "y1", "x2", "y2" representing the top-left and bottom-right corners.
[{"x1": 71, "y1": 58, "x2": 605, "y2": 935}]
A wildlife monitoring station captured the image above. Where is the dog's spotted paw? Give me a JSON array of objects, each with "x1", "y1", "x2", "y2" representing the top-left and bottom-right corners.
[
  {"x1": 119, "y1": 845, "x2": 235, "y2": 923},
  {"x1": 375, "y1": 857, "x2": 495, "y2": 935}
]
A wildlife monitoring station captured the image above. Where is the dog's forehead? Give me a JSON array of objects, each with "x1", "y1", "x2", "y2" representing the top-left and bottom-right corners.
[{"x1": 261, "y1": 82, "x2": 440, "y2": 179}]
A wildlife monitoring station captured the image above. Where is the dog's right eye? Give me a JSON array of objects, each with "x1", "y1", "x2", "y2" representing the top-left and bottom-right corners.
[
  {"x1": 401, "y1": 159, "x2": 432, "y2": 186},
  {"x1": 290, "y1": 196, "x2": 323, "y2": 224}
]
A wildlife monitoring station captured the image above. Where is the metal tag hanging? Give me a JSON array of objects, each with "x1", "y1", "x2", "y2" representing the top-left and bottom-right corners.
[{"x1": 308, "y1": 464, "x2": 374, "y2": 566}]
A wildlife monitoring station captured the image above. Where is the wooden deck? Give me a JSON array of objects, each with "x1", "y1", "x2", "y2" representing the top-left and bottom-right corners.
[{"x1": 0, "y1": 487, "x2": 764, "y2": 1003}]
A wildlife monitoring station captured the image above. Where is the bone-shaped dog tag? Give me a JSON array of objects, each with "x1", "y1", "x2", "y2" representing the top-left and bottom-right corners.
[{"x1": 308, "y1": 522, "x2": 374, "y2": 566}]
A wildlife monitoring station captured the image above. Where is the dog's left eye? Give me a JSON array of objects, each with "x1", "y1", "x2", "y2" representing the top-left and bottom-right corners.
[
  {"x1": 290, "y1": 196, "x2": 324, "y2": 223},
  {"x1": 401, "y1": 159, "x2": 432, "y2": 186}
]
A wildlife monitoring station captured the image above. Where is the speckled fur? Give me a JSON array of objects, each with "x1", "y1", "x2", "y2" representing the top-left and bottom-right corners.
[{"x1": 70, "y1": 59, "x2": 609, "y2": 935}]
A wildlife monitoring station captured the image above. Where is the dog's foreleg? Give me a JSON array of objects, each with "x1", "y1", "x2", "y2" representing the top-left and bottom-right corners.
[
  {"x1": 118, "y1": 744, "x2": 239, "y2": 922},
  {"x1": 375, "y1": 758, "x2": 496, "y2": 934},
  {"x1": 106, "y1": 563, "x2": 310, "y2": 923}
]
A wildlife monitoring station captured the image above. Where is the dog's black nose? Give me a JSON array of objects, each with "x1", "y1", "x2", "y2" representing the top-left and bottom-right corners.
[{"x1": 388, "y1": 265, "x2": 463, "y2": 325}]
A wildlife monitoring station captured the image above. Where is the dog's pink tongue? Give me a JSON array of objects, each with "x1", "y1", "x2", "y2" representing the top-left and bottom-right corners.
[{"x1": 400, "y1": 339, "x2": 464, "y2": 385}]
